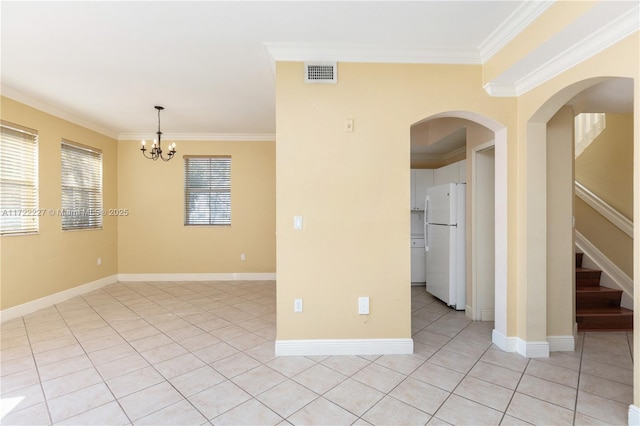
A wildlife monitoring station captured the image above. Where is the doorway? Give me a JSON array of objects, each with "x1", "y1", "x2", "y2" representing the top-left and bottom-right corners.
[{"x1": 472, "y1": 143, "x2": 495, "y2": 321}]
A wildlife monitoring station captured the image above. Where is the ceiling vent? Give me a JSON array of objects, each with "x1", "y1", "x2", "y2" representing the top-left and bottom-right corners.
[{"x1": 304, "y1": 62, "x2": 337, "y2": 84}]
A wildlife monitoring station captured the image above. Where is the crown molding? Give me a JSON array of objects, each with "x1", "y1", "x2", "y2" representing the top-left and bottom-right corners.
[
  {"x1": 118, "y1": 133, "x2": 275, "y2": 142},
  {"x1": 411, "y1": 146, "x2": 466, "y2": 162},
  {"x1": 1, "y1": 84, "x2": 119, "y2": 139},
  {"x1": 265, "y1": 42, "x2": 482, "y2": 65},
  {"x1": 485, "y1": 4, "x2": 640, "y2": 97},
  {"x1": 479, "y1": 1, "x2": 554, "y2": 62}
]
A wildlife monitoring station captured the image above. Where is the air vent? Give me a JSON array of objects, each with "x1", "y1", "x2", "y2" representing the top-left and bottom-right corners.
[{"x1": 304, "y1": 62, "x2": 337, "y2": 84}]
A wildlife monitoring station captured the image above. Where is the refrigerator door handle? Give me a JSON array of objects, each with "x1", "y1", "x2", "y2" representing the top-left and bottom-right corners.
[{"x1": 424, "y1": 196, "x2": 429, "y2": 252}]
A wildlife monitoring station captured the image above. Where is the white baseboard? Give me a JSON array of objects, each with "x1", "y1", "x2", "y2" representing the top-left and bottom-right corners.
[
  {"x1": 629, "y1": 404, "x2": 640, "y2": 426},
  {"x1": 548, "y1": 335, "x2": 575, "y2": 352},
  {"x1": 492, "y1": 329, "x2": 517, "y2": 352},
  {"x1": 516, "y1": 339, "x2": 549, "y2": 358},
  {"x1": 492, "y1": 330, "x2": 550, "y2": 358},
  {"x1": 275, "y1": 338, "x2": 414, "y2": 356},
  {"x1": 0, "y1": 274, "x2": 118, "y2": 323},
  {"x1": 117, "y1": 273, "x2": 276, "y2": 282}
]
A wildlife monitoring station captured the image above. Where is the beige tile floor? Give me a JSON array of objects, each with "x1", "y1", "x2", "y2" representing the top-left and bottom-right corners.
[{"x1": 0, "y1": 282, "x2": 634, "y2": 426}]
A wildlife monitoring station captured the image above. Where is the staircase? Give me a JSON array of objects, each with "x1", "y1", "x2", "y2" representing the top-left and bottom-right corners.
[{"x1": 575, "y1": 252, "x2": 633, "y2": 331}]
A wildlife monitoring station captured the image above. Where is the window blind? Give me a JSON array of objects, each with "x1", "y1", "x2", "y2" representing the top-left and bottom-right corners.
[
  {"x1": 61, "y1": 140, "x2": 103, "y2": 230},
  {"x1": 0, "y1": 121, "x2": 39, "y2": 235},
  {"x1": 184, "y1": 156, "x2": 231, "y2": 226}
]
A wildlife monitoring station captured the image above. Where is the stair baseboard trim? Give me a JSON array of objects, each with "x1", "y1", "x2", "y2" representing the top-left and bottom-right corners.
[
  {"x1": 0, "y1": 274, "x2": 119, "y2": 323},
  {"x1": 117, "y1": 273, "x2": 276, "y2": 282},
  {"x1": 575, "y1": 181, "x2": 633, "y2": 238},
  {"x1": 629, "y1": 404, "x2": 640, "y2": 426},
  {"x1": 275, "y1": 338, "x2": 414, "y2": 356},
  {"x1": 548, "y1": 335, "x2": 575, "y2": 352},
  {"x1": 575, "y1": 231, "x2": 633, "y2": 301}
]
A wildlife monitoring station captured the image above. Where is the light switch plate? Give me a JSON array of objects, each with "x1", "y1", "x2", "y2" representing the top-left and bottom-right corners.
[
  {"x1": 294, "y1": 216, "x2": 303, "y2": 230},
  {"x1": 294, "y1": 299, "x2": 303, "y2": 312},
  {"x1": 358, "y1": 297, "x2": 369, "y2": 315}
]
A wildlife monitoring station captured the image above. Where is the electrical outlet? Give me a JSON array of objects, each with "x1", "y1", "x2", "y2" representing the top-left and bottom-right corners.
[
  {"x1": 358, "y1": 297, "x2": 369, "y2": 314},
  {"x1": 240, "y1": 253, "x2": 246, "y2": 261},
  {"x1": 97, "y1": 258, "x2": 102, "y2": 266},
  {"x1": 294, "y1": 299, "x2": 303, "y2": 313}
]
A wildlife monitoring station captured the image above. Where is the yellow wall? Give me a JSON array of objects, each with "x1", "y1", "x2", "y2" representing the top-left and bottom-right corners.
[
  {"x1": 275, "y1": 61, "x2": 516, "y2": 341},
  {"x1": 117, "y1": 139, "x2": 275, "y2": 274},
  {"x1": 0, "y1": 97, "x2": 118, "y2": 309},
  {"x1": 546, "y1": 106, "x2": 575, "y2": 337},
  {"x1": 576, "y1": 113, "x2": 634, "y2": 219}
]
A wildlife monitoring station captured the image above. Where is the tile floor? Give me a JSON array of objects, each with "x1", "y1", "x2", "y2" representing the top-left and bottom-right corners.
[{"x1": 0, "y1": 282, "x2": 634, "y2": 425}]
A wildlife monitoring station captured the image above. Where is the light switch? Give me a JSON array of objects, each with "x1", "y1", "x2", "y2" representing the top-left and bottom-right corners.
[
  {"x1": 294, "y1": 216, "x2": 303, "y2": 230},
  {"x1": 358, "y1": 297, "x2": 369, "y2": 315},
  {"x1": 294, "y1": 299, "x2": 303, "y2": 312},
  {"x1": 345, "y1": 119, "x2": 354, "y2": 133}
]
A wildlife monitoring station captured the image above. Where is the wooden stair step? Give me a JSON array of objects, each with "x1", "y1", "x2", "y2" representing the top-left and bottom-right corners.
[
  {"x1": 576, "y1": 267, "x2": 603, "y2": 287},
  {"x1": 576, "y1": 307, "x2": 633, "y2": 332},
  {"x1": 576, "y1": 286, "x2": 623, "y2": 309}
]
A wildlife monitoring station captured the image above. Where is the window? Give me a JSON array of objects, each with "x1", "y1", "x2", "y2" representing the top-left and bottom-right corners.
[
  {"x1": 61, "y1": 140, "x2": 103, "y2": 230},
  {"x1": 0, "y1": 121, "x2": 39, "y2": 235},
  {"x1": 184, "y1": 156, "x2": 231, "y2": 225}
]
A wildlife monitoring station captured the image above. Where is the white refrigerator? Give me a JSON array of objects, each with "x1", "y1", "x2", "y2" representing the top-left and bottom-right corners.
[{"x1": 424, "y1": 183, "x2": 466, "y2": 310}]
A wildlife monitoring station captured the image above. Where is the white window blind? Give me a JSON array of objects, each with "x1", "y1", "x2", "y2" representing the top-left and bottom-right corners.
[
  {"x1": 0, "y1": 121, "x2": 39, "y2": 235},
  {"x1": 61, "y1": 140, "x2": 103, "y2": 230},
  {"x1": 184, "y1": 156, "x2": 231, "y2": 226}
]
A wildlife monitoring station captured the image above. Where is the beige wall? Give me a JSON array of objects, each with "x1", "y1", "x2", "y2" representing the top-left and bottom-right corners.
[
  {"x1": 0, "y1": 97, "x2": 118, "y2": 310},
  {"x1": 275, "y1": 61, "x2": 516, "y2": 341},
  {"x1": 546, "y1": 106, "x2": 575, "y2": 337},
  {"x1": 117, "y1": 139, "x2": 275, "y2": 274},
  {"x1": 576, "y1": 113, "x2": 634, "y2": 220}
]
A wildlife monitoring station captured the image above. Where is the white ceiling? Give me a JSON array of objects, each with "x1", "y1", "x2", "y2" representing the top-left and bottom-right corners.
[{"x1": 1, "y1": 1, "x2": 637, "y2": 140}]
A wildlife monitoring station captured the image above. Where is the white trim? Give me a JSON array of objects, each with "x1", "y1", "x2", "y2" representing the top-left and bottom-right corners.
[
  {"x1": 117, "y1": 273, "x2": 276, "y2": 282},
  {"x1": 486, "y1": 4, "x2": 640, "y2": 97},
  {"x1": 492, "y1": 330, "x2": 551, "y2": 358},
  {"x1": 547, "y1": 335, "x2": 575, "y2": 352},
  {"x1": 478, "y1": 1, "x2": 554, "y2": 61},
  {"x1": 575, "y1": 181, "x2": 633, "y2": 238},
  {"x1": 492, "y1": 329, "x2": 518, "y2": 352},
  {"x1": 118, "y1": 133, "x2": 275, "y2": 142},
  {"x1": 0, "y1": 275, "x2": 118, "y2": 323},
  {"x1": 275, "y1": 338, "x2": 413, "y2": 357},
  {"x1": 465, "y1": 305, "x2": 474, "y2": 321},
  {"x1": 575, "y1": 231, "x2": 633, "y2": 301},
  {"x1": 629, "y1": 404, "x2": 640, "y2": 426},
  {"x1": 1, "y1": 84, "x2": 118, "y2": 139},
  {"x1": 516, "y1": 339, "x2": 550, "y2": 358}
]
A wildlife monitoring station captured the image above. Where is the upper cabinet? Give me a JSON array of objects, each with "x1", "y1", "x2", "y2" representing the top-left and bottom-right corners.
[
  {"x1": 411, "y1": 169, "x2": 434, "y2": 210},
  {"x1": 434, "y1": 159, "x2": 466, "y2": 185}
]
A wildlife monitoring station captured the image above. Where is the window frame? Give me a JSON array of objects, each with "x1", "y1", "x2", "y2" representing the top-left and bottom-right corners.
[
  {"x1": 184, "y1": 155, "x2": 232, "y2": 226},
  {"x1": 60, "y1": 139, "x2": 103, "y2": 231},
  {"x1": 0, "y1": 120, "x2": 39, "y2": 236}
]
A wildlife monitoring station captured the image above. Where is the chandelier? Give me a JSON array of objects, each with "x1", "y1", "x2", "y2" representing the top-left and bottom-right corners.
[{"x1": 140, "y1": 106, "x2": 176, "y2": 161}]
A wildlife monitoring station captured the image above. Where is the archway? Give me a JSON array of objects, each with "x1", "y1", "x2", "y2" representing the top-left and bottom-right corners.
[
  {"x1": 411, "y1": 111, "x2": 508, "y2": 349},
  {"x1": 522, "y1": 77, "x2": 634, "y2": 357}
]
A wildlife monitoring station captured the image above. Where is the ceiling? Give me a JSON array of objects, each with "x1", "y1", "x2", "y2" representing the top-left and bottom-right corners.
[{"x1": 1, "y1": 1, "x2": 637, "y2": 141}]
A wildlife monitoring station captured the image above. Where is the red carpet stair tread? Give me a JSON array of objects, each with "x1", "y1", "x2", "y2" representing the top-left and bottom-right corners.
[{"x1": 575, "y1": 253, "x2": 632, "y2": 332}]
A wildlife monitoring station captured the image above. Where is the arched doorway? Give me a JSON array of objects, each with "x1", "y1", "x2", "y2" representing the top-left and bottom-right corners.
[
  {"x1": 522, "y1": 77, "x2": 635, "y2": 357},
  {"x1": 410, "y1": 111, "x2": 509, "y2": 349}
]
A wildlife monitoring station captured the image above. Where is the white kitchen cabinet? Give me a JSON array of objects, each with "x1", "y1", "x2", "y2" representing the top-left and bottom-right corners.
[
  {"x1": 433, "y1": 162, "x2": 458, "y2": 186},
  {"x1": 411, "y1": 169, "x2": 434, "y2": 210},
  {"x1": 434, "y1": 159, "x2": 466, "y2": 185},
  {"x1": 458, "y1": 159, "x2": 467, "y2": 183},
  {"x1": 411, "y1": 238, "x2": 426, "y2": 282}
]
